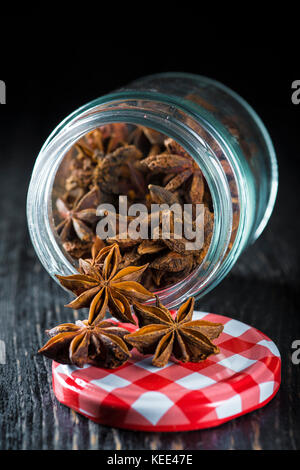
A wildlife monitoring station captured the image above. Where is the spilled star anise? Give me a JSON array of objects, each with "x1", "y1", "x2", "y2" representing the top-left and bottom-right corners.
[
  {"x1": 38, "y1": 320, "x2": 131, "y2": 368},
  {"x1": 39, "y1": 238, "x2": 224, "y2": 369},
  {"x1": 56, "y1": 242, "x2": 154, "y2": 325},
  {"x1": 125, "y1": 297, "x2": 223, "y2": 367}
]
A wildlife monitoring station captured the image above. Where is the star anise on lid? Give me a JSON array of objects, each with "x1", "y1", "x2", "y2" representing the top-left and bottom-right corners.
[
  {"x1": 56, "y1": 243, "x2": 154, "y2": 325},
  {"x1": 38, "y1": 320, "x2": 131, "y2": 368},
  {"x1": 125, "y1": 297, "x2": 223, "y2": 367},
  {"x1": 55, "y1": 186, "x2": 101, "y2": 242}
]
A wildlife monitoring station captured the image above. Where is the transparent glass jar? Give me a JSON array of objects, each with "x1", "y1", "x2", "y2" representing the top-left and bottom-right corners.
[{"x1": 27, "y1": 73, "x2": 278, "y2": 308}]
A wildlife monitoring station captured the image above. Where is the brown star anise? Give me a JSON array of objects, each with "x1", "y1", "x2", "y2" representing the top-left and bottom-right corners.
[
  {"x1": 78, "y1": 236, "x2": 106, "y2": 273},
  {"x1": 93, "y1": 123, "x2": 129, "y2": 153},
  {"x1": 54, "y1": 124, "x2": 216, "y2": 289},
  {"x1": 55, "y1": 186, "x2": 100, "y2": 242},
  {"x1": 56, "y1": 243, "x2": 154, "y2": 325},
  {"x1": 38, "y1": 320, "x2": 131, "y2": 368},
  {"x1": 140, "y1": 139, "x2": 205, "y2": 204},
  {"x1": 125, "y1": 297, "x2": 223, "y2": 367},
  {"x1": 95, "y1": 145, "x2": 145, "y2": 196}
]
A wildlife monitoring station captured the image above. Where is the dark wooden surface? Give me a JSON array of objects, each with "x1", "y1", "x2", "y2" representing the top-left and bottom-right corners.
[{"x1": 0, "y1": 116, "x2": 299, "y2": 451}]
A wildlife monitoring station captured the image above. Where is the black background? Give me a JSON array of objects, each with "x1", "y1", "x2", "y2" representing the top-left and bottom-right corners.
[
  {"x1": 0, "y1": 16, "x2": 299, "y2": 451},
  {"x1": 1, "y1": 20, "x2": 299, "y2": 183}
]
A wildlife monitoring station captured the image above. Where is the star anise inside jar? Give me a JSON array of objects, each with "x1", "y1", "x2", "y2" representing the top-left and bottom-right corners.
[
  {"x1": 53, "y1": 123, "x2": 216, "y2": 290},
  {"x1": 55, "y1": 186, "x2": 101, "y2": 243}
]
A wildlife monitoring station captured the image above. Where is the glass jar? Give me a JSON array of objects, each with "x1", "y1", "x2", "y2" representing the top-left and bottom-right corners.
[{"x1": 27, "y1": 73, "x2": 278, "y2": 308}]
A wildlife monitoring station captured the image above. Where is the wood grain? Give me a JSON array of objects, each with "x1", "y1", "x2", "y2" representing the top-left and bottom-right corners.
[{"x1": 0, "y1": 131, "x2": 299, "y2": 450}]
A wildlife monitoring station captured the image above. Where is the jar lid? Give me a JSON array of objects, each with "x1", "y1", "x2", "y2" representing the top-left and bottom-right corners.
[{"x1": 52, "y1": 311, "x2": 281, "y2": 431}]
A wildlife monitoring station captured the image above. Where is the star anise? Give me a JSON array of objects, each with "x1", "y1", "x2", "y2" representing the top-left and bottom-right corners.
[
  {"x1": 54, "y1": 124, "x2": 216, "y2": 290},
  {"x1": 56, "y1": 243, "x2": 154, "y2": 325},
  {"x1": 78, "y1": 123, "x2": 129, "y2": 156},
  {"x1": 62, "y1": 239, "x2": 93, "y2": 259},
  {"x1": 148, "y1": 184, "x2": 180, "y2": 205},
  {"x1": 125, "y1": 297, "x2": 223, "y2": 367},
  {"x1": 140, "y1": 140, "x2": 205, "y2": 204},
  {"x1": 95, "y1": 145, "x2": 146, "y2": 196},
  {"x1": 55, "y1": 186, "x2": 100, "y2": 242},
  {"x1": 139, "y1": 126, "x2": 167, "y2": 145},
  {"x1": 95, "y1": 123, "x2": 129, "y2": 153},
  {"x1": 78, "y1": 236, "x2": 106, "y2": 273},
  {"x1": 38, "y1": 319, "x2": 131, "y2": 368},
  {"x1": 150, "y1": 251, "x2": 194, "y2": 273},
  {"x1": 118, "y1": 248, "x2": 142, "y2": 269},
  {"x1": 64, "y1": 142, "x2": 105, "y2": 195}
]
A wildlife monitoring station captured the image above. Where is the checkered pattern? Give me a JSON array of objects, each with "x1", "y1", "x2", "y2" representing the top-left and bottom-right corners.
[{"x1": 52, "y1": 311, "x2": 281, "y2": 431}]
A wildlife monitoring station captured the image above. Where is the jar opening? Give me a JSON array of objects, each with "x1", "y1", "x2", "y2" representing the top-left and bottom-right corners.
[{"x1": 28, "y1": 92, "x2": 239, "y2": 308}]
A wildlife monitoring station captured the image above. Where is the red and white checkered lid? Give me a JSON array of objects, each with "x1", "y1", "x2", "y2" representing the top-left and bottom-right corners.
[{"x1": 52, "y1": 311, "x2": 281, "y2": 431}]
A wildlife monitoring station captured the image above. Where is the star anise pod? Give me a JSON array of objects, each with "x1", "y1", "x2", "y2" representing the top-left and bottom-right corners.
[
  {"x1": 118, "y1": 248, "x2": 142, "y2": 270},
  {"x1": 163, "y1": 138, "x2": 206, "y2": 205},
  {"x1": 125, "y1": 297, "x2": 223, "y2": 367},
  {"x1": 79, "y1": 124, "x2": 129, "y2": 155},
  {"x1": 137, "y1": 240, "x2": 165, "y2": 255},
  {"x1": 62, "y1": 239, "x2": 93, "y2": 259},
  {"x1": 54, "y1": 124, "x2": 215, "y2": 290},
  {"x1": 95, "y1": 145, "x2": 145, "y2": 196},
  {"x1": 139, "y1": 126, "x2": 167, "y2": 145},
  {"x1": 64, "y1": 142, "x2": 105, "y2": 194},
  {"x1": 38, "y1": 319, "x2": 131, "y2": 368},
  {"x1": 148, "y1": 184, "x2": 181, "y2": 205},
  {"x1": 97, "y1": 123, "x2": 129, "y2": 153},
  {"x1": 150, "y1": 251, "x2": 194, "y2": 273},
  {"x1": 78, "y1": 236, "x2": 106, "y2": 273},
  {"x1": 56, "y1": 243, "x2": 154, "y2": 325},
  {"x1": 140, "y1": 142, "x2": 205, "y2": 204},
  {"x1": 55, "y1": 186, "x2": 101, "y2": 242}
]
